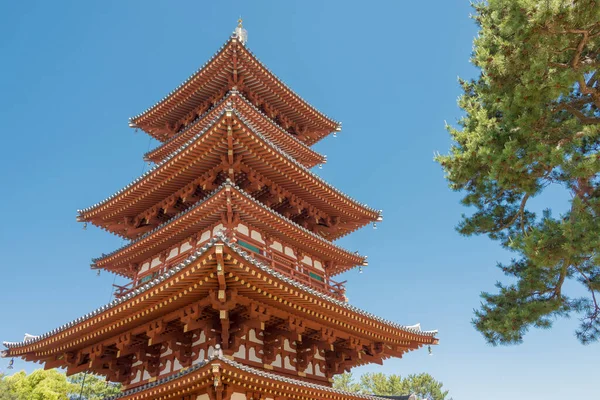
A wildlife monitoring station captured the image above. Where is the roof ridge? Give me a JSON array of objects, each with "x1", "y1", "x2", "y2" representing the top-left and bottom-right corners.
[
  {"x1": 237, "y1": 41, "x2": 340, "y2": 127},
  {"x1": 129, "y1": 37, "x2": 234, "y2": 124}
]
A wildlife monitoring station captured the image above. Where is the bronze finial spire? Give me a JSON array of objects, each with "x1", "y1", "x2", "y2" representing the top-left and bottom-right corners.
[{"x1": 234, "y1": 17, "x2": 248, "y2": 45}]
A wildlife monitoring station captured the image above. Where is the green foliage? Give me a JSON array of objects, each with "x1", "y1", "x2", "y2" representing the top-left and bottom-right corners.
[
  {"x1": 1, "y1": 370, "x2": 76, "y2": 400},
  {"x1": 333, "y1": 372, "x2": 450, "y2": 400},
  {"x1": 0, "y1": 374, "x2": 20, "y2": 400},
  {"x1": 331, "y1": 371, "x2": 361, "y2": 393},
  {"x1": 68, "y1": 373, "x2": 122, "y2": 400},
  {"x1": 437, "y1": 0, "x2": 600, "y2": 344},
  {"x1": 359, "y1": 373, "x2": 406, "y2": 396},
  {"x1": 0, "y1": 370, "x2": 121, "y2": 400}
]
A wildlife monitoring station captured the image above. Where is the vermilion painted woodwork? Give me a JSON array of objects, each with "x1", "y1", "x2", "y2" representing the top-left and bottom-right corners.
[{"x1": 2, "y1": 29, "x2": 437, "y2": 400}]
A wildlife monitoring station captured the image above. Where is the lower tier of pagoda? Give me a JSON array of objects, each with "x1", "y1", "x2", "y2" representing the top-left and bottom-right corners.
[{"x1": 3, "y1": 233, "x2": 437, "y2": 390}]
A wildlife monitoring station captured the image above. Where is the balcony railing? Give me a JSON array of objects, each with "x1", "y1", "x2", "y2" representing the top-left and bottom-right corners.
[
  {"x1": 113, "y1": 232, "x2": 347, "y2": 301},
  {"x1": 231, "y1": 234, "x2": 346, "y2": 300}
]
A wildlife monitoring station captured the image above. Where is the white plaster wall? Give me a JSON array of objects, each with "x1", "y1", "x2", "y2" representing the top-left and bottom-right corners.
[
  {"x1": 193, "y1": 349, "x2": 206, "y2": 364},
  {"x1": 313, "y1": 260, "x2": 324, "y2": 271},
  {"x1": 283, "y1": 339, "x2": 294, "y2": 352},
  {"x1": 130, "y1": 369, "x2": 142, "y2": 385},
  {"x1": 233, "y1": 344, "x2": 246, "y2": 359},
  {"x1": 173, "y1": 359, "x2": 182, "y2": 371},
  {"x1": 160, "y1": 360, "x2": 171, "y2": 375},
  {"x1": 140, "y1": 262, "x2": 150, "y2": 273},
  {"x1": 249, "y1": 329, "x2": 263, "y2": 344},
  {"x1": 248, "y1": 347, "x2": 261, "y2": 363},
  {"x1": 270, "y1": 241, "x2": 283, "y2": 252},
  {"x1": 180, "y1": 241, "x2": 192, "y2": 252},
  {"x1": 231, "y1": 393, "x2": 246, "y2": 400},
  {"x1": 200, "y1": 230, "x2": 211, "y2": 242},
  {"x1": 250, "y1": 230, "x2": 264, "y2": 243},
  {"x1": 196, "y1": 394, "x2": 210, "y2": 400},
  {"x1": 167, "y1": 248, "x2": 179, "y2": 260},
  {"x1": 315, "y1": 364, "x2": 325, "y2": 377},
  {"x1": 212, "y1": 224, "x2": 224, "y2": 235},
  {"x1": 193, "y1": 331, "x2": 206, "y2": 346},
  {"x1": 284, "y1": 246, "x2": 296, "y2": 258},
  {"x1": 151, "y1": 257, "x2": 162, "y2": 268},
  {"x1": 284, "y1": 355, "x2": 294, "y2": 370},
  {"x1": 236, "y1": 223, "x2": 249, "y2": 236}
]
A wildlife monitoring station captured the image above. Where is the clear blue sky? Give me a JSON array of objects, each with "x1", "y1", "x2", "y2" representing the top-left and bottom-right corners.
[{"x1": 0, "y1": 1, "x2": 596, "y2": 399}]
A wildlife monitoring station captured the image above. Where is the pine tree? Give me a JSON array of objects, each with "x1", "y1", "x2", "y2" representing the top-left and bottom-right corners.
[{"x1": 437, "y1": 0, "x2": 600, "y2": 344}]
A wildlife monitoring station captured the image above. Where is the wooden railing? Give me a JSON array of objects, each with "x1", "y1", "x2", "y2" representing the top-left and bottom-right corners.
[
  {"x1": 230, "y1": 233, "x2": 346, "y2": 301},
  {"x1": 113, "y1": 233, "x2": 346, "y2": 301}
]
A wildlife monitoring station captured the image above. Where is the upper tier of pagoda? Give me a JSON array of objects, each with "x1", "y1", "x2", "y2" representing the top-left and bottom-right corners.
[
  {"x1": 129, "y1": 34, "x2": 340, "y2": 146},
  {"x1": 77, "y1": 109, "x2": 381, "y2": 241},
  {"x1": 144, "y1": 90, "x2": 326, "y2": 167}
]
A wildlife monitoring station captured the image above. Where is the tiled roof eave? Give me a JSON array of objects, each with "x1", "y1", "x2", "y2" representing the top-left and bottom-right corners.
[
  {"x1": 77, "y1": 112, "x2": 228, "y2": 220},
  {"x1": 144, "y1": 90, "x2": 326, "y2": 166},
  {"x1": 78, "y1": 109, "x2": 381, "y2": 226},
  {"x1": 3, "y1": 232, "x2": 436, "y2": 352},
  {"x1": 130, "y1": 36, "x2": 339, "y2": 136},
  {"x1": 237, "y1": 41, "x2": 339, "y2": 129},
  {"x1": 232, "y1": 110, "x2": 382, "y2": 220},
  {"x1": 102, "y1": 355, "x2": 393, "y2": 400},
  {"x1": 93, "y1": 181, "x2": 365, "y2": 269}
]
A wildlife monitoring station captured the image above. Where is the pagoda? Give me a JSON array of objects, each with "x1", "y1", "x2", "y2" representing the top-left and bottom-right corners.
[{"x1": 2, "y1": 21, "x2": 438, "y2": 400}]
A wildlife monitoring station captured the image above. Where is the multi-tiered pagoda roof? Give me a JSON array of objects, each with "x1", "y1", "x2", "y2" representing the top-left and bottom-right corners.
[{"x1": 3, "y1": 22, "x2": 437, "y2": 400}]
